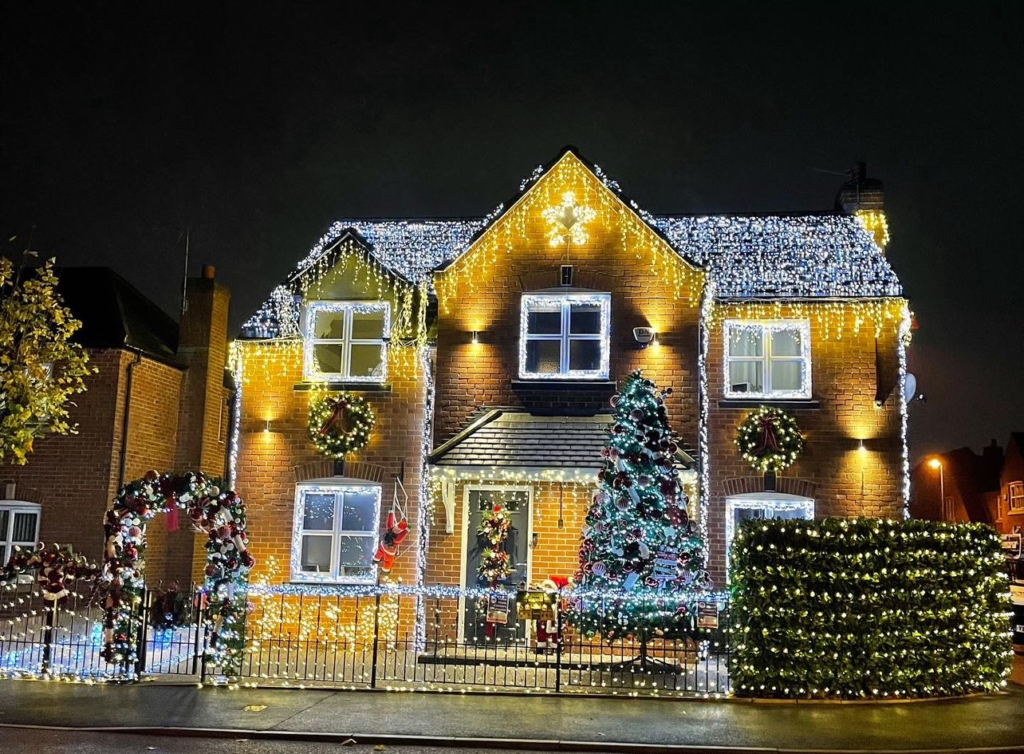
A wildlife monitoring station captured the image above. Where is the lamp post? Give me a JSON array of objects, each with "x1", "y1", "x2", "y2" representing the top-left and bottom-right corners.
[{"x1": 928, "y1": 457, "x2": 946, "y2": 520}]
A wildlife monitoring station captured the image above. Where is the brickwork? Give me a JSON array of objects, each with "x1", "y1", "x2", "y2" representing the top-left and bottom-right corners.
[
  {"x1": 705, "y1": 308, "x2": 904, "y2": 583},
  {"x1": 235, "y1": 343, "x2": 427, "y2": 593}
]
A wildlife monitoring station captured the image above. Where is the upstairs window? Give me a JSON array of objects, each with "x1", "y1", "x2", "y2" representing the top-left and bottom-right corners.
[
  {"x1": 1010, "y1": 482, "x2": 1024, "y2": 514},
  {"x1": 291, "y1": 484, "x2": 381, "y2": 584},
  {"x1": 304, "y1": 302, "x2": 390, "y2": 383},
  {"x1": 0, "y1": 502, "x2": 41, "y2": 568},
  {"x1": 724, "y1": 320, "x2": 811, "y2": 399},
  {"x1": 520, "y1": 293, "x2": 610, "y2": 380}
]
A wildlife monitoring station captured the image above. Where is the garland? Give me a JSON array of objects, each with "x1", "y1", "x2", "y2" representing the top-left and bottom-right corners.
[
  {"x1": 736, "y1": 405, "x2": 804, "y2": 473},
  {"x1": 477, "y1": 504, "x2": 513, "y2": 584},
  {"x1": 308, "y1": 392, "x2": 376, "y2": 458},
  {"x1": 0, "y1": 542, "x2": 101, "y2": 605},
  {"x1": 100, "y1": 470, "x2": 253, "y2": 676}
]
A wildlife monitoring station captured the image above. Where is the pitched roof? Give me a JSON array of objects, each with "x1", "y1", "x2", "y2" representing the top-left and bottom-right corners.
[
  {"x1": 243, "y1": 147, "x2": 903, "y2": 337},
  {"x1": 430, "y1": 409, "x2": 696, "y2": 471},
  {"x1": 56, "y1": 267, "x2": 180, "y2": 364}
]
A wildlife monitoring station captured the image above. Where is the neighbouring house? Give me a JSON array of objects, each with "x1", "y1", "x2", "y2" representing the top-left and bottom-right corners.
[
  {"x1": 0, "y1": 265, "x2": 232, "y2": 587},
  {"x1": 911, "y1": 434, "x2": 1024, "y2": 533},
  {"x1": 233, "y1": 147, "x2": 910, "y2": 633}
]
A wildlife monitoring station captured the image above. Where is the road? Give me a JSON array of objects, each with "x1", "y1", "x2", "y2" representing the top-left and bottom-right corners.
[{"x1": 0, "y1": 728, "x2": 553, "y2": 754}]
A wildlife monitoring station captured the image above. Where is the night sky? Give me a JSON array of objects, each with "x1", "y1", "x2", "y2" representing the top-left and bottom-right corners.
[{"x1": 1, "y1": 3, "x2": 1021, "y2": 460}]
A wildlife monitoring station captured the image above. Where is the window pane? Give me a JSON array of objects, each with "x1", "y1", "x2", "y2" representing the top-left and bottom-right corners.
[
  {"x1": 351, "y1": 310, "x2": 386, "y2": 340},
  {"x1": 729, "y1": 329, "x2": 763, "y2": 357},
  {"x1": 0, "y1": 546, "x2": 5, "y2": 567},
  {"x1": 525, "y1": 340, "x2": 561, "y2": 374},
  {"x1": 340, "y1": 565, "x2": 374, "y2": 580},
  {"x1": 0, "y1": 510, "x2": 8, "y2": 540},
  {"x1": 300, "y1": 536, "x2": 333, "y2": 573},
  {"x1": 11, "y1": 513, "x2": 36, "y2": 543},
  {"x1": 314, "y1": 344, "x2": 344, "y2": 373},
  {"x1": 569, "y1": 339, "x2": 602, "y2": 372},
  {"x1": 338, "y1": 536, "x2": 375, "y2": 567},
  {"x1": 349, "y1": 344, "x2": 385, "y2": 378},
  {"x1": 771, "y1": 328, "x2": 804, "y2": 357},
  {"x1": 729, "y1": 361, "x2": 763, "y2": 393},
  {"x1": 342, "y1": 491, "x2": 377, "y2": 532},
  {"x1": 569, "y1": 303, "x2": 602, "y2": 335},
  {"x1": 771, "y1": 360, "x2": 804, "y2": 391},
  {"x1": 527, "y1": 306, "x2": 562, "y2": 335},
  {"x1": 302, "y1": 493, "x2": 336, "y2": 531},
  {"x1": 314, "y1": 310, "x2": 346, "y2": 339}
]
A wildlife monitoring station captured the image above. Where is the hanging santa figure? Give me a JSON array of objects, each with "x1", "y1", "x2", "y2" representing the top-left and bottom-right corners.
[{"x1": 373, "y1": 510, "x2": 409, "y2": 573}]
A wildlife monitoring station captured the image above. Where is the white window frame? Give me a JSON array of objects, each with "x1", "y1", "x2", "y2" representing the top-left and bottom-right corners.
[
  {"x1": 725, "y1": 494, "x2": 814, "y2": 581},
  {"x1": 519, "y1": 293, "x2": 611, "y2": 380},
  {"x1": 290, "y1": 483, "x2": 382, "y2": 584},
  {"x1": 724, "y1": 320, "x2": 812, "y2": 399},
  {"x1": 0, "y1": 501, "x2": 41, "y2": 568},
  {"x1": 303, "y1": 301, "x2": 391, "y2": 384},
  {"x1": 1009, "y1": 482, "x2": 1024, "y2": 515}
]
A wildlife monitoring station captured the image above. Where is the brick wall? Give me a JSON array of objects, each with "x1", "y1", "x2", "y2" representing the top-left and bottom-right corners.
[
  {"x1": 705, "y1": 308, "x2": 904, "y2": 583},
  {"x1": 235, "y1": 343, "x2": 427, "y2": 592}
]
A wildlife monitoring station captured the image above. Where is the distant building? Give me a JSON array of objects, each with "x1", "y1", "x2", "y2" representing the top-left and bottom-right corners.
[
  {"x1": 911, "y1": 434, "x2": 1024, "y2": 533},
  {"x1": 0, "y1": 266, "x2": 231, "y2": 586}
]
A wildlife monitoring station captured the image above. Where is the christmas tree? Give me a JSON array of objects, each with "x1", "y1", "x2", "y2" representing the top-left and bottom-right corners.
[{"x1": 571, "y1": 371, "x2": 704, "y2": 641}]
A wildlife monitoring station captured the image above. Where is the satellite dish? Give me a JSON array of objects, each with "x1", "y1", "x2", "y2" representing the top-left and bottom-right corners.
[{"x1": 904, "y1": 373, "x2": 917, "y2": 403}]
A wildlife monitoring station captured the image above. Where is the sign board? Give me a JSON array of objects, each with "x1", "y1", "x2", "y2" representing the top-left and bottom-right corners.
[
  {"x1": 696, "y1": 600, "x2": 720, "y2": 629},
  {"x1": 486, "y1": 592, "x2": 511, "y2": 625},
  {"x1": 1003, "y1": 534, "x2": 1022, "y2": 559},
  {"x1": 516, "y1": 590, "x2": 556, "y2": 622}
]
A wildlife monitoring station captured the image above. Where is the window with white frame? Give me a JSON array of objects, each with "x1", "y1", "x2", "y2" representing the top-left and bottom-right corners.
[
  {"x1": 725, "y1": 495, "x2": 814, "y2": 580},
  {"x1": 303, "y1": 301, "x2": 390, "y2": 383},
  {"x1": 1009, "y1": 482, "x2": 1024, "y2": 514},
  {"x1": 0, "y1": 502, "x2": 41, "y2": 568},
  {"x1": 520, "y1": 293, "x2": 610, "y2": 379},
  {"x1": 291, "y1": 484, "x2": 381, "y2": 583},
  {"x1": 724, "y1": 320, "x2": 811, "y2": 399}
]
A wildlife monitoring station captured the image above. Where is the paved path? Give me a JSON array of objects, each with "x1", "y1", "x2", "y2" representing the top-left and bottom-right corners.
[{"x1": 1, "y1": 681, "x2": 1024, "y2": 751}]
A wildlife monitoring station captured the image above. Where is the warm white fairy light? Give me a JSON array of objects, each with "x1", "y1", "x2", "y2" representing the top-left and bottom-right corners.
[{"x1": 518, "y1": 293, "x2": 611, "y2": 380}]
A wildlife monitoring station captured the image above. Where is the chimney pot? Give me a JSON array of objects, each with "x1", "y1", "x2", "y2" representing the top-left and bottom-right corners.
[{"x1": 202, "y1": 265, "x2": 216, "y2": 280}]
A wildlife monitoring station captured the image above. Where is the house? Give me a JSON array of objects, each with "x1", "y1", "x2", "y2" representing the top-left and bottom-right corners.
[
  {"x1": 233, "y1": 147, "x2": 910, "y2": 621},
  {"x1": 0, "y1": 265, "x2": 232, "y2": 587},
  {"x1": 911, "y1": 434, "x2": 1024, "y2": 533}
]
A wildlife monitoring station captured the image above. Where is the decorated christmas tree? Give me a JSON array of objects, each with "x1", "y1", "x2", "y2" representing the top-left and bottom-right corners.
[{"x1": 571, "y1": 371, "x2": 704, "y2": 641}]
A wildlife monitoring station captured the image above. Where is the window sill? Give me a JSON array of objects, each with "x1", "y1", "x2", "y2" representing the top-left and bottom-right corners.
[
  {"x1": 294, "y1": 382, "x2": 392, "y2": 393},
  {"x1": 718, "y1": 398, "x2": 820, "y2": 409},
  {"x1": 288, "y1": 578, "x2": 378, "y2": 587},
  {"x1": 512, "y1": 379, "x2": 616, "y2": 389}
]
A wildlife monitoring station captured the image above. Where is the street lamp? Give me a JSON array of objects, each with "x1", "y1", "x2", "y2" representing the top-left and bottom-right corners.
[{"x1": 928, "y1": 457, "x2": 946, "y2": 520}]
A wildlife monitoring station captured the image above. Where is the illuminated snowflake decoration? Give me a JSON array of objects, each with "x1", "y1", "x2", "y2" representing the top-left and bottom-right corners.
[{"x1": 541, "y1": 191, "x2": 597, "y2": 247}]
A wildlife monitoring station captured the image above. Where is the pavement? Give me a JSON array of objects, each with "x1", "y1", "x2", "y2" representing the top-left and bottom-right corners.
[{"x1": 3, "y1": 680, "x2": 1024, "y2": 752}]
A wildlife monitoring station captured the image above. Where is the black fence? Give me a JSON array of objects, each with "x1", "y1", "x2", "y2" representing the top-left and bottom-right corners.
[{"x1": 0, "y1": 581, "x2": 731, "y2": 697}]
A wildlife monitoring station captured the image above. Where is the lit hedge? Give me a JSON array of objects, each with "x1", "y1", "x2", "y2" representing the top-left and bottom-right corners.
[{"x1": 730, "y1": 517, "x2": 1011, "y2": 699}]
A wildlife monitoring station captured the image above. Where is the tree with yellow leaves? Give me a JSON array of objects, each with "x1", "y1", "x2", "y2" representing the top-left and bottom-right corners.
[{"x1": 0, "y1": 254, "x2": 93, "y2": 464}]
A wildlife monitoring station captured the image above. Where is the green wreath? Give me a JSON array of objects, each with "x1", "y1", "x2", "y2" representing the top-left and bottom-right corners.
[
  {"x1": 736, "y1": 406, "x2": 804, "y2": 473},
  {"x1": 309, "y1": 392, "x2": 375, "y2": 458}
]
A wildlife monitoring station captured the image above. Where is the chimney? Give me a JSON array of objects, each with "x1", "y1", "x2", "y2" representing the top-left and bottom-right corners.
[
  {"x1": 835, "y1": 161, "x2": 886, "y2": 215},
  {"x1": 175, "y1": 264, "x2": 231, "y2": 477}
]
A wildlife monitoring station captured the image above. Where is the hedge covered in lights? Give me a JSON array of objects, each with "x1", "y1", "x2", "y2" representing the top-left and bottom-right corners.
[{"x1": 730, "y1": 517, "x2": 1011, "y2": 699}]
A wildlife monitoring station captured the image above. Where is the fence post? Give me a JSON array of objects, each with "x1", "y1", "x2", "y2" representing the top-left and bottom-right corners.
[
  {"x1": 41, "y1": 600, "x2": 58, "y2": 676},
  {"x1": 554, "y1": 594, "x2": 562, "y2": 693},
  {"x1": 191, "y1": 586, "x2": 205, "y2": 676},
  {"x1": 135, "y1": 589, "x2": 150, "y2": 679},
  {"x1": 370, "y1": 592, "x2": 382, "y2": 688}
]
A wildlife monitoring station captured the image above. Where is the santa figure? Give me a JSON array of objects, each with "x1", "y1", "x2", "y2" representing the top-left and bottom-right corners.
[{"x1": 536, "y1": 576, "x2": 570, "y2": 653}]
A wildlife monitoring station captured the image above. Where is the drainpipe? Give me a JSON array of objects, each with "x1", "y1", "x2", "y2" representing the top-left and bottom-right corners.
[{"x1": 117, "y1": 351, "x2": 143, "y2": 489}]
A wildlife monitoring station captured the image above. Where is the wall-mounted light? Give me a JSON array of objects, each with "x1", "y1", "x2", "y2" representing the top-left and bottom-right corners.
[
  {"x1": 633, "y1": 326, "x2": 657, "y2": 349},
  {"x1": 858, "y1": 439, "x2": 867, "y2": 454},
  {"x1": 263, "y1": 420, "x2": 272, "y2": 433},
  {"x1": 471, "y1": 331, "x2": 480, "y2": 344}
]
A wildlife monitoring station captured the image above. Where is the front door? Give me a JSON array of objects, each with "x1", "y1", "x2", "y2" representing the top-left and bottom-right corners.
[{"x1": 463, "y1": 487, "x2": 530, "y2": 642}]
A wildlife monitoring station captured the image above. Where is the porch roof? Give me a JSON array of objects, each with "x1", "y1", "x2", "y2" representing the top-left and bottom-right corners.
[{"x1": 429, "y1": 409, "x2": 696, "y2": 471}]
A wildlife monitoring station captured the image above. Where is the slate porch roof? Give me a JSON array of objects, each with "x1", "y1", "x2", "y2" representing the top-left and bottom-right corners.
[{"x1": 429, "y1": 409, "x2": 696, "y2": 471}]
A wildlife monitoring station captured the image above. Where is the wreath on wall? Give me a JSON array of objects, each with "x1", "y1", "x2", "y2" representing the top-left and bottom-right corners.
[
  {"x1": 736, "y1": 406, "x2": 805, "y2": 473},
  {"x1": 308, "y1": 392, "x2": 376, "y2": 458}
]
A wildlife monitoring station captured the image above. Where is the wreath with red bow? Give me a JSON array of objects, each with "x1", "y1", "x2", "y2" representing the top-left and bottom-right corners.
[
  {"x1": 736, "y1": 405, "x2": 804, "y2": 473},
  {"x1": 308, "y1": 392, "x2": 375, "y2": 458}
]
